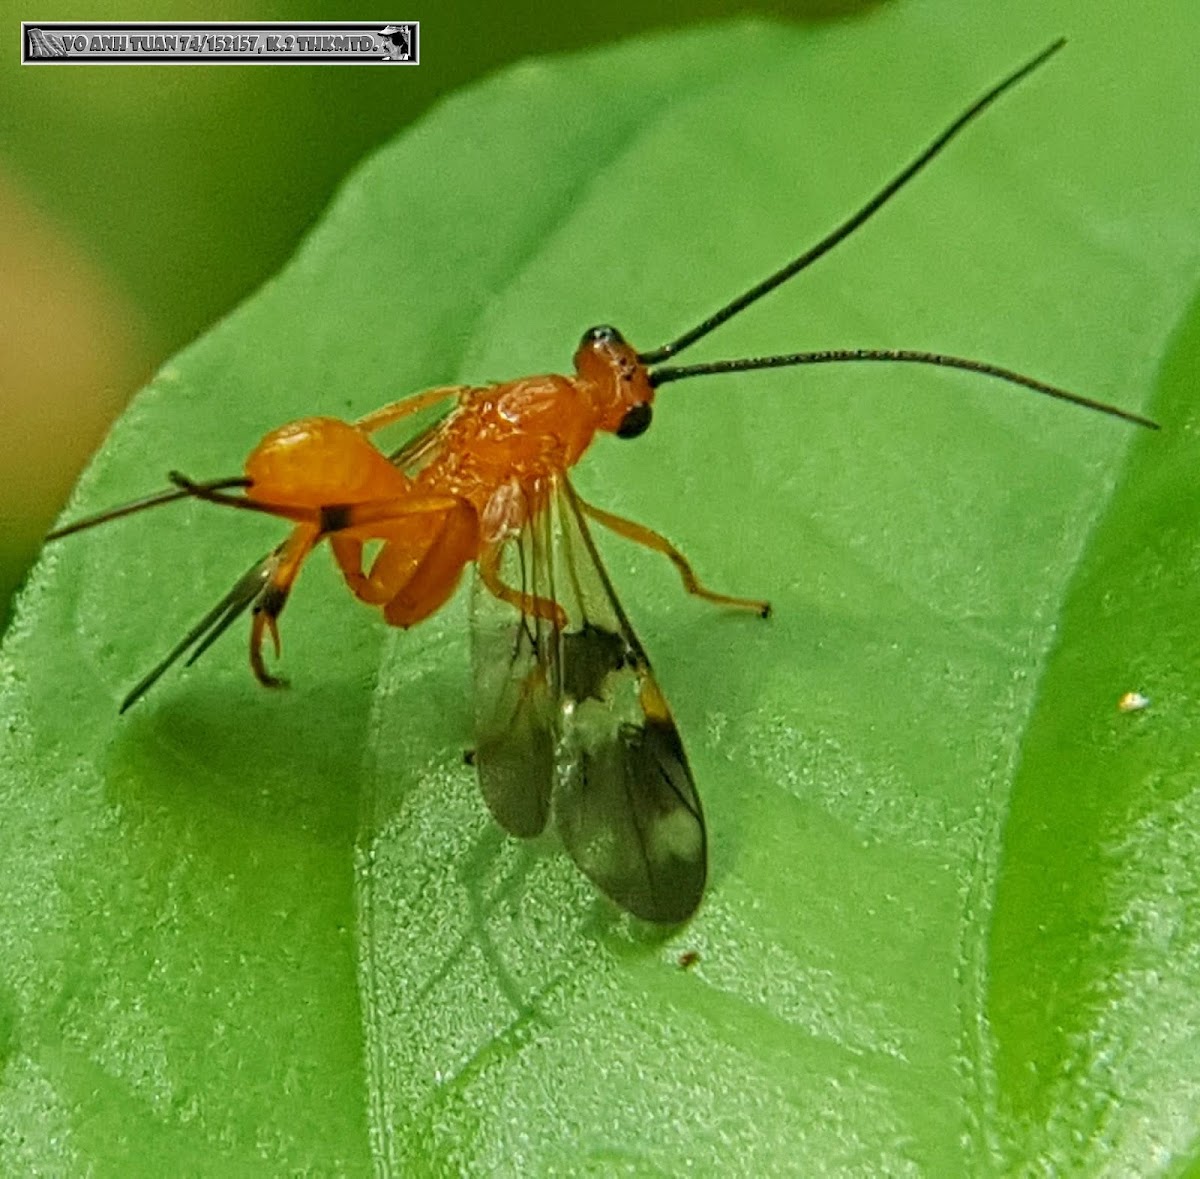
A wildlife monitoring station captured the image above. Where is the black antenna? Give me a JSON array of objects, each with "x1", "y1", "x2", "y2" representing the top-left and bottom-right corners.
[
  {"x1": 650, "y1": 349, "x2": 1159, "y2": 430},
  {"x1": 637, "y1": 39, "x2": 1066, "y2": 366}
]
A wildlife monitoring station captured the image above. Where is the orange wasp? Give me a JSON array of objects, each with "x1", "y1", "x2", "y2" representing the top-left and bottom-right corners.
[{"x1": 48, "y1": 40, "x2": 1155, "y2": 923}]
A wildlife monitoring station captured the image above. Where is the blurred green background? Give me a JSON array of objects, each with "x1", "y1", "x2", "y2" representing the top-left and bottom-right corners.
[{"x1": 0, "y1": 0, "x2": 874, "y2": 628}]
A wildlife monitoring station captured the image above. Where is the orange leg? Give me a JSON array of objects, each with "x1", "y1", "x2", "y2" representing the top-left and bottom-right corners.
[
  {"x1": 326, "y1": 495, "x2": 479, "y2": 629},
  {"x1": 329, "y1": 535, "x2": 392, "y2": 606},
  {"x1": 168, "y1": 472, "x2": 321, "y2": 526},
  {"x1": 324, "y1": 492, "x2": 471, "y2": 597},
  {"x1": 353, "y1": 385, "x2": 468, "y2": 436},
  {"x1": 165, "y1": 473, "x2": 321, "y2": 687},
  {"x1": 477, "y1": 544, "x2": 569, "y2": 629},
  {"x1": 577, "y1": 497, "x2": 771, "y2": 618},
  {"x1": 382, "y1": 499, "x2": 478, "y2": 627},
  {"x1": 248, "y1": 492, "x2": 473, "y2": 683},
  {"x1": 172, "y1": 472, "x2": 467, "y2": 539},
  {"x1": 250, "y1": 524, "x2": 320, "y2": 687}
]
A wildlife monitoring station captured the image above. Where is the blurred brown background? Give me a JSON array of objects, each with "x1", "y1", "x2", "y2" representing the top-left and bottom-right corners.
[{"x1": 0, "y1": 0, "x2": 873, "y2": 628}]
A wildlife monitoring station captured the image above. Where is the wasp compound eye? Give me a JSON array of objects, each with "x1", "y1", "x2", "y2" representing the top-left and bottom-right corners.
[
  {"x1": 616, "y1": 403, "x2": 652, "y2": 439},
  {"x1": 581, "y1": 324, "x2": 624, "y2": 349}
]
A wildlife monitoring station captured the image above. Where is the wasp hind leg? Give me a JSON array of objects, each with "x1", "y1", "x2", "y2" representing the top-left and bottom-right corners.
[
  {"x1": 326, "y1": 495, "x2": 480, "y2": 629},
  {"x1": 249, "y1": 525, "x2": 321, "y2": 687}
]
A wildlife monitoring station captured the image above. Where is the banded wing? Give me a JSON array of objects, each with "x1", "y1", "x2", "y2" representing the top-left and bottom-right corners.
[{"x1": 470, "y1": 477, "x2": 706, "y2": 923}]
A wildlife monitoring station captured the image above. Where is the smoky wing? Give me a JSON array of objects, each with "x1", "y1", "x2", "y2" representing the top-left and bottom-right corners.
[
  {"x1": 469, "y1": 499, "x2": 558, "y2": 837},
  {"x1": 552, "y1": 481, "x2": 706, "y2": 924},
  {"x1": 555, "y1": 710, "x2": 705, "y2": 925},
  {"x1": 469, "y1": 477, "x2": 706, "y2": 923},
  {"x1": 384, "y1": 414, "x2": 449, "y2": 473}
]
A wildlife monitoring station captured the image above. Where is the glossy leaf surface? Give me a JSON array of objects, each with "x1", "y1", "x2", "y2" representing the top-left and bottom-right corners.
[{"x1": 3, "y1": 5, "x2": 1200, "y2": 1173}]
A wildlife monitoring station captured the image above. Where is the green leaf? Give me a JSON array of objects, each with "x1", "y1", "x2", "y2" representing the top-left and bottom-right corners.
[{"x1": 4, "y1": 6, "x2": 1200, "y2": 1173}]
